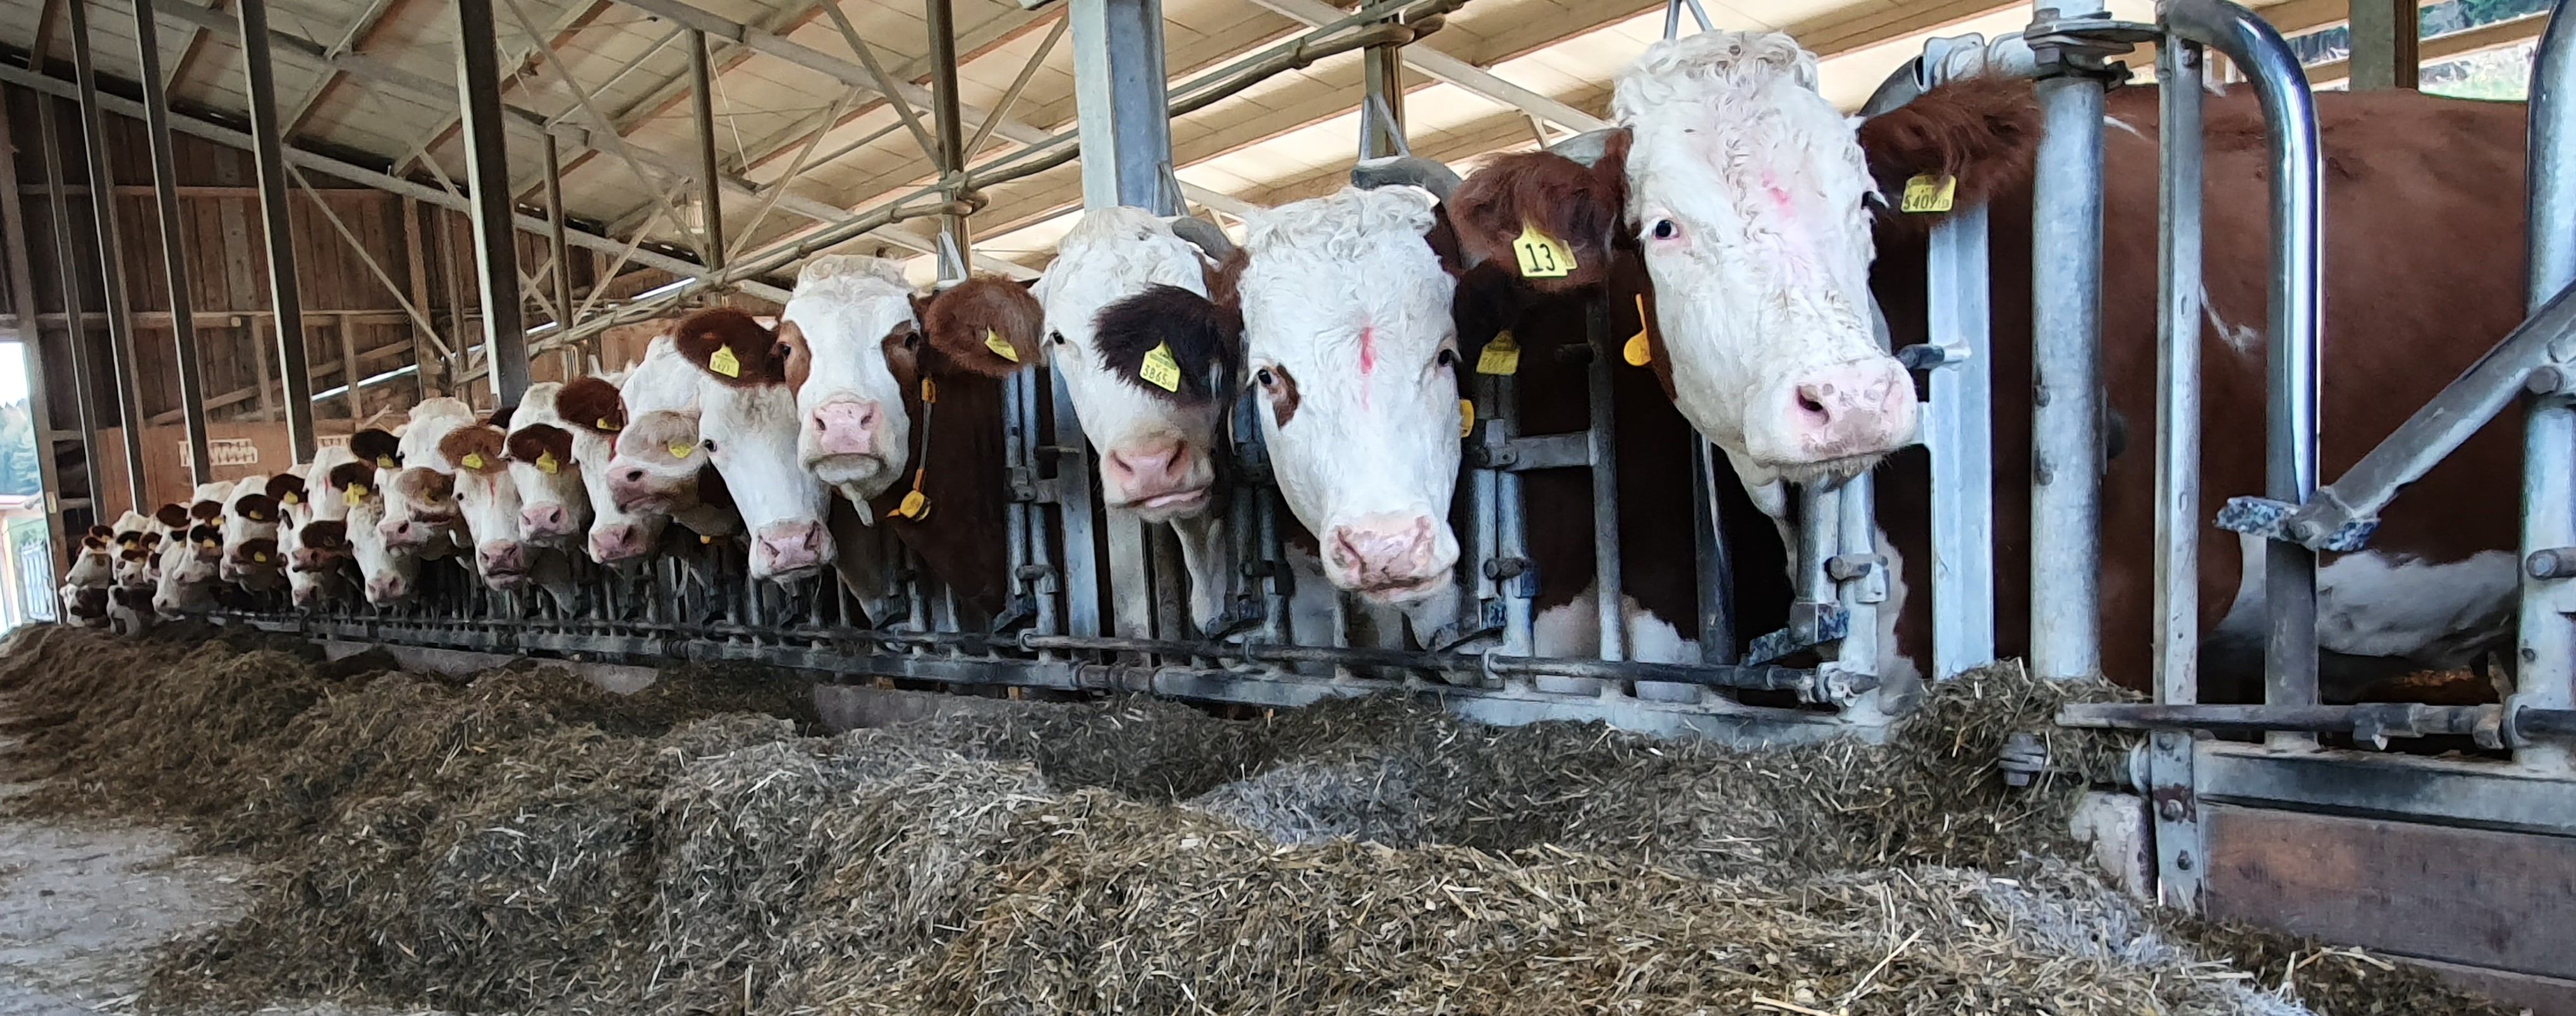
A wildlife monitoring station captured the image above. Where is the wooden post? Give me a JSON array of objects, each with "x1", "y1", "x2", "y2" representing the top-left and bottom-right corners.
[
  {"x1": 401, "y1": 197, "x2": 437, "y2": 398},
  {"x1": 250, "y1": 316, "x2": 275, "y2": 422},
  {"x1": 338, "y1": 312, "x2": 362, "y2": 419},
  {"x1": 0, "y1": 87, "x2": 70, "y2": 566}
]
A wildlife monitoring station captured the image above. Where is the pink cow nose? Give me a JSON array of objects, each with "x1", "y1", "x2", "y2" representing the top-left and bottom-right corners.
[
  {"x1": 1777, "y1": 360, "x2": 1917, "y2": 460},
  {"x1": 610, "y1": 466, "x2": 668, "y2": 513},
  {"x1": 367, "y1": 573, "x2": 408, "y2": 604},
  {"x1": 590, "y1": 522, "x2": 648, "y2": 563},
  {"x1": 812, "y1": 400, "x2": 881, "y2": 456},
  {"x1": 480, "y1": 541, "x2": 527, "y2": 577},
  {"x1": 749, "y1": 520, "x2": 831, "y2": 580},
  {"x1": 1106, "y1": 439, "x2": 1193, "y2": 496},
  {"x1": 522, "y1": 503, "x2": 571, "y2": 539},
  {"x1": 380, "y1": 517, "x2": 422, "y2": 548},
  {"x1": 1327, "y1": 513, "x2": 1451, "y2": 601}
]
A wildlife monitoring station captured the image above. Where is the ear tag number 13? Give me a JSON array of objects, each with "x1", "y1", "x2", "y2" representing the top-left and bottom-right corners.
[{"x1": 1513, "y1": 223, "x2": 1575, "y2": 279}]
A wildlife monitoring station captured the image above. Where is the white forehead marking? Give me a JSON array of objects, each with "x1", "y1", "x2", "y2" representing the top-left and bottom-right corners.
[
  {"x1": 1237, "y1": 185, "x2": 1450, "y2": 368},
  {"x1": 788, "y1": 254, "x2": 919, "y2": 339},
  {"x1": 1038, "y1": 207, "x2": 1210, "y2": 327}
]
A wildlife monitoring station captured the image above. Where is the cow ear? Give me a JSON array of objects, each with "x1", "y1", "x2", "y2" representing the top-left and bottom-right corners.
[
  {"x1": 1092, "y1": 284, "x2": 1242, "y2": 407},
  {"x1": 922, "y1": 276, "x2": 1045, "y2": 379},
  {"x1": 558, "y1": 377, "x2": 628, "y2": 435},
  {"x1": 672, "y1": 307, "x2": 787, "y2": 385},
  {"x1": 1853, "y1": 75, "x2": 2039, "y2": 231},
  {"x1": 1448, "y1": 131, "x2": 1631, "y2": 293}
]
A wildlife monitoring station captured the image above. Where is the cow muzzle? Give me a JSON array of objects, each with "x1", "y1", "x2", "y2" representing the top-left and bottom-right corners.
[
  {"x1": 365, "y1": 572, "x2": 410, "y2": 604},
  {"x1": 1743, "y1": 358, "x2": 1918, "y2": 474},
  {"x1": 522, "y1": 503, "x2": 577, "y2": 541},
  {"x1": 609, "y1": 461, "x2": 693, "y2": 515},
  {"x1": 589, "y1": 521, "x2": 650, "y2": 564},
  {"x1": 478, "y1": 541, "x2": 529, "y2": 586},
  {"x1": 1103, "y1": 437, "x2": 1214, "y2": 521},
  {"x1": 810, "y1": 398, "x2": 882, "y2": 456},
  {"x1": 749, "y1": 520, "x2": 833, "y2": 582},
  {"x1": 1326, "y1": 512, "x2": 1458, "y2": 604}
]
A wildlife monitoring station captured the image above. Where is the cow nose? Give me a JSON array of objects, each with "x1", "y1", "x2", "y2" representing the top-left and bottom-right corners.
[
  {"x1": 293, "y1": 585, "x2": 319, "y2": 608},
  {"x1": 480, "y1": 541, "x2": 526, "y2": 576},
  {"x1": 812, "y1": 400, "x2": 881, "y2": 456},
  {"x1": 367, "y1": 573, "x2": 408, "y2": 604},
  {"x1": 522, "y1": 504, "x2": 570, "y2": 537},
  {"x1": 749, "y1": 520, "x2": 832, "y2": 579},
  {"x1": 590, "y1": 522, "x2": 647, "y2": 563},
  {"x1": 1326, "y1": 512, "x2": 1454, "y2": 602},
  {"x1": 1105, "y1": 439, "x2": 1191, "y2": 494},
  {"x1": 609, "y1": 466, "x2": 663, "y2": 512},
  {"x1": 1774, "y1": 359, "x2": 1917, "y2": 462}
]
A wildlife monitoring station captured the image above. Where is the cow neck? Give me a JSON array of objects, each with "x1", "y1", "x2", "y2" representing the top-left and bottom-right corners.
[{"x1": 872, "y1": 357, "x2": 1013, "y2": 617}]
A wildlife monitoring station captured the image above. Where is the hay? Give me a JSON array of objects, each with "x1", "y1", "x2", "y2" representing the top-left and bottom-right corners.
[{"x1": 0, "y1": 629, "x2": 2520, "y2": 1016}]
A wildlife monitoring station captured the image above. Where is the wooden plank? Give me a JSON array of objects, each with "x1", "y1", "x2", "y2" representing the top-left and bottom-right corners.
[
  {"x1": 401, "y1": 197, "x2": 436, "y2": 396},
  {"x1": 2405, "y1": 956, "x2": 2576, "y2": 1016},
  {"x1": 2204, "y1": 804, "x2": 2576, "y2": 979},
  {"x1": 250, "y1": 317, "x2": 273, "y2": 422},
  {"x1": 337, "y1": 312, "x2": 360, "y2": 419}
]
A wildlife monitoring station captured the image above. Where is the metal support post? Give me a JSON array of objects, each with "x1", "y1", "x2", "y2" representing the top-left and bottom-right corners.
[
  {"x1": 924, "y1": 0, "x2": 972, "y2": 277},
  {"x1": 69, "y1": 0, "x2": 148, "y2": 511},
  {"x1": 2027, "y1": 6, "x2": 2109, "y2": 683},
  {"x1": 542, "y1": 135, "x2": 574, "y2": 330},
  {"x1": 453, "y1": 0, "x2": 529, "y2": 407},
  {"x1": 1688, "y1": 440, "x2": 1733, "y2": 665},
  {"x1": 44, "y1": 92, "x2": 103, "y2": 515},
  {"x1": 1360, "y1": 42, "x2": 1405, "y2": 160},
  {"x1": 687, "y1": 28, "x2": 724, "y2": 271},
  {"x1": 1835, "y1": 470, "x2": 1882, "y2": 683},
  {"x1": 2151, "y1": 36, "x2": 2207, "y2": 909},
  {"x1": 1925, "y1": 204, "x2": 1994, "y2": 680},
  {"x1": 1069, "y1": 0, "x2": 1176, "y2": 212},
  {"x1": 0, "y1": 87, "x2": 67, "y2": 569},
  {"x1": 237, "y1": 0, "x2": 317, "y2": 463},
  {"x1": 2169, "y1": 0, "x2": 2324, "y2": 750},
  {"x1": 2518, "y1": 0, "x2": 2576, "y2": 774},
  {"x1": 134, "y1": 0, "x2": 213, "y2": 486},
  {"x1": 1587, "y1": 303, "x2": 1624, "y2": 663},
  {"x1": 2347, "y1": 0, "x2": 2420, "y2": 91}
]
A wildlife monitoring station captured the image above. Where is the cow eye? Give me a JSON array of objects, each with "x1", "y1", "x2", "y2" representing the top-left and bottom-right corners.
[
  {"x1": 1255, "y1": 367, "x2": 1276, "y2": 388},
  {"x1": 1049, "y1": 330, "x2": 1066, "y2": 346},
  {"x1": 1436, "y1": 348, "x2": 1458, "y2": 369},
  {"x1": 698, "y1": 438, "x2": 719, "y2": 454},
  {"x1": 1650, "y1": 219, "x2": 1680, "y2": 241}
]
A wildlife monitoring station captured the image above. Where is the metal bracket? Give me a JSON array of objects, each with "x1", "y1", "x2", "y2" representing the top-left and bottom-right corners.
[
  {"x1": 1998, "y1": 731, "x2": 2048, "y2": 786},
  {"x1": 1897, "y1": 343, "x2": 1970, "y2": 371},
  {"x1": 1747, "y1": 601, "x2": 1849, "y2": 664},
  {"x1": 2024, "y1": 10, "x2": 2156, "y2": 82},
  {"x1": 2213, "y1": 493, "x2": 2380, "y2": 553},
  {"x1": 1467, "y1": 432, "x2": 1592, "y2": 471}
]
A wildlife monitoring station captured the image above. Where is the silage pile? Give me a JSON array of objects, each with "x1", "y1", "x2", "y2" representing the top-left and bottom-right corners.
[{"x1": 0, "y1": 626, "x2": 2509, "y2": 1016}]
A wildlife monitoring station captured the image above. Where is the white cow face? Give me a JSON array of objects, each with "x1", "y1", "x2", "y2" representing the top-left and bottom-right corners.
[
  {"x1": 441, "y1": 425, "x2": 530, "y2": 589},
  {"x1": 1235, "y1": 186, "x2": 1463, "y2": 604},
  {"x1": 556, "y1": 377, "x2": 666, "y2": 564},
  {"x1": 671, "y1": 309, "x2": 835, "y2": 582},
  {"x1": 345, "y1": 494, "x2": 417, "y2": 605},
  {"x1": 504, "y1": 424, "x2": 590, "y2": 547},
  {"x1": 1035, "y1": 208, "x2": 1230, "y2": 523},
  {"x1": 151, "y1": 527, "x2": 222, "y2": 615},
  {"x1": 783, "y1": 255, "x2": 917, "y2": 505},
  {"x1": 1618, "y1": 32, "x2": 1910, "y2": 481},
  {"x1": 64, "y1": 530, "x2": 114, "y2": 587}
]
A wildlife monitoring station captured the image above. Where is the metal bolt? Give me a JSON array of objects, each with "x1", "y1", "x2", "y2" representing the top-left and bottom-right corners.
[
  {"x1": 2288, "y1": 520, "x2": 2321, "y2": 542},
  {"x1": 2175, "y1": 851, "x2": 2194, "y2": 872},
  {"x1": 2530, "y1": 365, "x2": 2567, "y2": 395},
  {"x1": 2528, "y1": 548, "x2": 2576, "y2": 579},
  {"x1": 2156, "y1": 731, "x2": 2183, "y2": 751},
  {"x1": 2158, "y1": 798, "x2": 2183, "y2": 821}
]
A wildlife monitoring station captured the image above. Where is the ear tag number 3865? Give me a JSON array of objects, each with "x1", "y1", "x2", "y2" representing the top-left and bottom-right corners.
[{"x1": 1139, "y1": 342, "x2": 1183, "y2": 393}]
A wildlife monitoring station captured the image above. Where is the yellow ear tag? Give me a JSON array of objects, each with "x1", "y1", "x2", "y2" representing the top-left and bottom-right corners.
[
  {"x1": 253, "y1": 551, "x2": 269, "y2": 563},
  {"x1": 1458, "y1": 399, "x2": 1475, "y2": 439},
  {"x1": 1623, "y1": 293, "x2": 1653, "y2": 367},
  {"x1": 984, "y1": 328, "x2": 1020, "y2": 363},
  {"x1": 599, "y1": 417, "x2": 620, "y2": 431},
  {"x1": 890, "y1": 489, "x2": 931, "y2": 520},
  {"x1": 670, "y1": 442, "x2": 693, "y2": 460},
  {"x1": 920, "y1": 377, "x2": 938, "y2": 403},
  {"x1": 1476, "y1": 331, "x2": 1520, "y2": 376},
  {"x1": 709, "y1": 345, "x2": 742, "y2": 378},
  {"x1": 1901, "y1": 174, "x2": 1958, "y2": 214},
  {"x1": 281, "y1": 492, "x2": 300, "y2": 506},
  {"x1": 345, "y1": 487, "x2": 366, "y2": 507},
  {"x1": 1511, "y1": 222, "x2": 1575, "y2": 279},
  {"x1": 536, "y1": 451, "x2": 560, "y2": 475},
  {"x1": 1138, "y1": 341, "x2": 1182, "y2": 393},
  {"x1": 700, "y1": 534, "x2": 715, "y2": 544},
  {"x1": 377, "y1": 455, "x2": 396, "y2": 469},
  {"x1": 200, "y1": 539, "x2": 217, "y2": 550},
  {"x1": 461, "y1": 452, "x2": 485, "y2": 470},
  {"x1": 120, "y1": 538, "x2": 137, "y2": 549}
]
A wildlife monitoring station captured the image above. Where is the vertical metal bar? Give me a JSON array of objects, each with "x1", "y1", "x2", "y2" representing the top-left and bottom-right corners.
[
  {"x1": 924, "y1": 0, "x2": 972, "y2": 273},
  {"x1": 133, "y1": 0, "x2": 212, "y2": 486},
  {"x1": 540, "y1": 135, "x2": 573, "y2": 330},
  {"x1": 236, "y1": 0, "x2": 317, "y2": 463},
  {"x1": 1069, "y1": 0, "x2": 1175, "y2": 212},
  {"x1": 2151, "y1": 34, "x2": 2208, "y2": 911},
  {"x1": 2027, "y1": 23, "x2": 2108, "y2": 683},
  {"x1": 2171, "y1": 0, "x2": 2324, "y2": 750},
  {"x1": 1836, "y1": 470, "x2": 1879, "y2": 680},
  {"x1": 1793, "y1": 482, "x2": 1839, "y2": 639},
  {"x1": 453, "y1": 0, "x2": 528, "y2": 407},
  {"x1": 2520, "y1": 0, "x2": 2576, "y2": 774},
  {"x1": 686, "y1": 29, "x2": 724, "y2": 271},
  {"x1": 0, "y1": 87, "x2": 68, "y2": 563},
  {"x1": 1688, "y1": 439, "x2": 1733, "y2": 664},
  {"x1": 68, "y1": 0, "x2": 147, "y2": 512},
  {"x1": 1587, "y1": 302, "x2": 1624, "y2": 662},
  {"x1": 1926, "y1": 204, "x2": 1995, "y2": 680},
  {"x1": 1360, "y1": 44, "x2": 1405, "y2": 160}
]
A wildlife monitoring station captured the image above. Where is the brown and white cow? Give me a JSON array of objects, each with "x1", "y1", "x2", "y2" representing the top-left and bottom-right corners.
[
  {"x1": 1446, "y1": 29, "x2": 2529, "y2": 701},
  {"x1": 605, "y1": 333, "x2": 743, "y2": 542},
  {"x1": 61, "y1": 525, "x2": 115, "y2": 626},
  {"x1": 375, "y1": 398, "x2": 477, "y2": 554}
]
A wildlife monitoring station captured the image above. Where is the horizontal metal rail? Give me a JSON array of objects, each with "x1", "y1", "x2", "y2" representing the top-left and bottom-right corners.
[
  {"x1": 1020, "y1": 635, "x2": 1844, "y2": 695},
  {"x1": 2059, "y1": 701, "x2": 2576, "y2": 749}
]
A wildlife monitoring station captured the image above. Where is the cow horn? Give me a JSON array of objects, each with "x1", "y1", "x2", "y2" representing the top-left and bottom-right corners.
[
  {"x1": 1542, "y1": 129, "x2": 1623, "y2": 168},
  {"x1": 1351, "y1": 155, "x2": 1460, "y2": 202},
  {"x1": 1168, "y1": 215, "x2": 1237, "y2": 262}
]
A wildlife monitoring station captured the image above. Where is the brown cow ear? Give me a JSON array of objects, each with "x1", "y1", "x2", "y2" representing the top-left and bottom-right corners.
[
  {"x1": 1448, "y1": 132, "x2": 1630, "y2": 293},
  {"x1": 922, "y1": 276, "x2": 1044, "y2": 379},
  {"x1": 1853, "y1": 74, "x2": 2039, "y2": 231},
  {"x1": 672, "y1": 307, "x2": 786, "y2": 386}
]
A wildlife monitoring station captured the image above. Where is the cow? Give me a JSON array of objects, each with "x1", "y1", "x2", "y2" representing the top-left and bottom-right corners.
[
  {"x1": 1031, "y1": 207, "x2": 1243, "y2": 630},
  {"x1": 554, "y1": 376, "x2": 665, "y2": 564},
  {"x1": 759, "y1": 256, "x2": 1045, "y2": 614},
  {"x1": 607, "y1": 333, "x2": 743, "y2": 542},
  {"x1": 500, "y1": 381, "x2": 592, "y2": 549},
  {"x1": 221, "y1": 475, "x2": 287, "y2": 591},
  {"x1": 1443, "y1": 28, "x2": 2530, "y2": 702},
  {"x1": 60, "y1": 525, "x2": 115, "y2": 626},
  {"x1": 333, "y1": 458, "x2": 417, "y2": 605},
  {"x1": 375, "y1": 398, "x2": 477, "y2": 554},
  {"x1": 439, "y1": 422, "x2": 537, "y2": 591}
]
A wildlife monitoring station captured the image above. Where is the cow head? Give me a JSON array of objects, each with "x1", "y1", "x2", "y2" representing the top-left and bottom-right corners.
[
  {"x1": 342, "y1": 486, "x2": 416, "y2": 605},
  {"x1": 778, "y1": 256, "x2": 914, "y2": 505},
  {"x1": 1232, "y1": 185, "x2": 1464, "y2": 604},
  {"x1": 66, "y1": 527, "x2": 114, "y2": 587},
  {"x1": 671, "y1": 307, "x2": 835, "y2": 582},
  {"x1": 498, "y1": 381, "x2": 593, "y2": 549},
  {"x1": 439, "y1": 423, "x2": 528, "y2": 588},
  {"x1": 222, "y1": 480, "x2": 285, "y2": 584},
  {"x1": 293, "y1": 516, "x2": 353, "y2": 572},
  {"x1": 153, "y1": 525, "x2": 222, "y2": 615},
  {"x1": 1035, "y1": 207, "x2": 1238, "y2": 522},
  {"x1": 1448, "y1": 31, "x2": 1912, "y2": 484},
  {"x1": 558, "y1": 376, "x2": 665, "y2": 564},
  {"x1": 378, "y1": 401, "x2": 476, "y2": 551}
]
